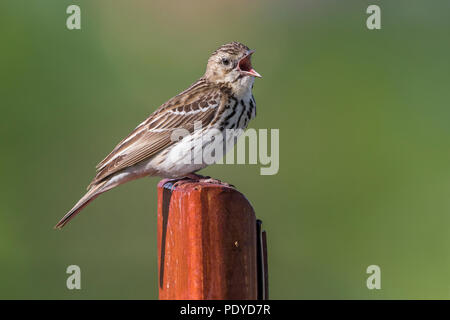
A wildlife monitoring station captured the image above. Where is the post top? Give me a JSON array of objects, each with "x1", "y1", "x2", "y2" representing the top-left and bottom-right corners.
[{"x1": 157, "y1": 178, "x2": 236, "y2": 193}]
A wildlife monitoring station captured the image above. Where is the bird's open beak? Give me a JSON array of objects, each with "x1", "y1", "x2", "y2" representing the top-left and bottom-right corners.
[{"x1": 238, "y1": 50, "x2": 262, "y2": 78}]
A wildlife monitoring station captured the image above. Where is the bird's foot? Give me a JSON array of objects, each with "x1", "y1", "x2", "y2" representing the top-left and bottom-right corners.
[
  {"x1": 171, "y1": 173, "x2": 235, "y2": 189},
  {"x1": 170, "y1": 174, "x2": 204, "y2": 188},
  {"x1": 198, "y1": 177, "x2": 235, "y2": 188},
  {"x1": 186, "y1": 173, "x2": 209, "y2": 180}
]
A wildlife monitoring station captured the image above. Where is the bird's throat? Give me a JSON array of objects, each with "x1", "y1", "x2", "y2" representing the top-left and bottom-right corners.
[{"x1": 230, "y1": 75, "x2": 255, "y2": 98}]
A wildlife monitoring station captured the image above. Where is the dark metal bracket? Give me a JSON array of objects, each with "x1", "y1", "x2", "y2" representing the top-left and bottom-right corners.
[{"x1": 256, "y1": 219, "x2": 269, "y2": 300}]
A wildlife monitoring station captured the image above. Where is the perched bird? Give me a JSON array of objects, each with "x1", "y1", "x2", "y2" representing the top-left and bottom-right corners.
[{"x1": 55, "y1": 42, "x2": 261, "y2": 229}]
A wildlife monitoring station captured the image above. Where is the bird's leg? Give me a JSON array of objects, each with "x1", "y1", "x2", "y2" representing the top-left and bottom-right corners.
[
  {"x1": 185, "y1": 173, "x2": 209, "y2": 180},
  {"x1": 171, "y1": 173, "x2": 207, "y2": 188},
  {"x1": 172, "y1": 173, "x2": 235, "y2": 188},
  {"x1": 186, "y1": 173, "x2": 233, "y2": 187},
  {"x1": 197, "y1": 177, "x2": 235, "y2": 188},
  {"x1": 188, "y1": 173, "x2": 235, "y2": 188}
]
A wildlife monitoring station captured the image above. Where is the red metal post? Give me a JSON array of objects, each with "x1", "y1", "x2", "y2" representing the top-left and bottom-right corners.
[{"x1": 157, "y1": 179, "x2": 266, "y2": 300}]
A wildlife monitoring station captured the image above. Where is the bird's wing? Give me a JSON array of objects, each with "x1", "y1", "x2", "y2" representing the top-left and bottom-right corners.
[{"x1": 89, "y1": 81, "x2": 223, "y2": 188}]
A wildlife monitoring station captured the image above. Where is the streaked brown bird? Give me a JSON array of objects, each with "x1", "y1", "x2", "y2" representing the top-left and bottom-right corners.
[{"x1": 55, "y1": 42, "x2": 261, "y2": 229}]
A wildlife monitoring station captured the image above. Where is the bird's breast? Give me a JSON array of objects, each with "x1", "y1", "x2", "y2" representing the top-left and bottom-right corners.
[{"x1": 217, "y1": 91, "x2": 256, "y2": 131}]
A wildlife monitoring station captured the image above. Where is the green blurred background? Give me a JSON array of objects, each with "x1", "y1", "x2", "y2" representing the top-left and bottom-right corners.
[{"x1": 1, "y1": 0, "x2": 449, "y2": 299}]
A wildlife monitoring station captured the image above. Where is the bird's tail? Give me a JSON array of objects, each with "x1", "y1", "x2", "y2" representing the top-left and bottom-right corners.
[{"x1": 54, "y1": 180, "x2": 108, "y2": 229}]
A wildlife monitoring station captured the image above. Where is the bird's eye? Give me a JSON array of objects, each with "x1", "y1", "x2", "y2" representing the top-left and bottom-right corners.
[{"x1": 222, "y1": 58, "x2": 230, "y2": 66}]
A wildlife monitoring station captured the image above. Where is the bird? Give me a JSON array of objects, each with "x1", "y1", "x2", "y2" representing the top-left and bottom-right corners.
[{"x1": 55, "y1": 42, "x2": 261, "y2": 229}]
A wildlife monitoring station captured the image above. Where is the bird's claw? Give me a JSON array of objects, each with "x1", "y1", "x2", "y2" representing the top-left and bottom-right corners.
[
  {"x1": 198, "y1": 178, "x2": 235, "y2": 188},
  {"x1": 171, "y1": 174, "x2": 235, "y2": 189}
]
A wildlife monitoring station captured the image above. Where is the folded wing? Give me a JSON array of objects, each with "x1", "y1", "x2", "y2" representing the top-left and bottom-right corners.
[{"x1": 88, "y1": 82, "x2": 222, "y2": 188}]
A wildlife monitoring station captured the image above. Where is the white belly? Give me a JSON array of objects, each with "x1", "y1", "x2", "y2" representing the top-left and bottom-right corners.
[{"x1": 144, "y1": 126, "x2": 242, "y2": 178}]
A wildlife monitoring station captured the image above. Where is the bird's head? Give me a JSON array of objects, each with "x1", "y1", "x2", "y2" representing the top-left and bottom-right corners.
[{"x1": 204, "y1": 42, "x2": 261, "y2": 94}]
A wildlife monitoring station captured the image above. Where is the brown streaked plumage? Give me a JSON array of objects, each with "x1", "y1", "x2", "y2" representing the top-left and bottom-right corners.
[{"x1": 55, "y1": 42, "x2": 261, "y2": 229}]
